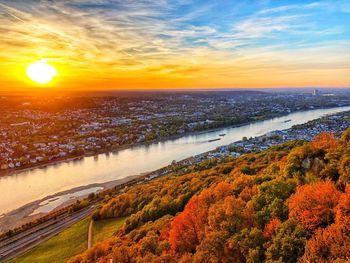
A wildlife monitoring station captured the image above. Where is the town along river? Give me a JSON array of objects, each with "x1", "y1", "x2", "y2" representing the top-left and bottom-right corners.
[{"x1": 1, "y1": 106, "x2": 350, "y2": 217}]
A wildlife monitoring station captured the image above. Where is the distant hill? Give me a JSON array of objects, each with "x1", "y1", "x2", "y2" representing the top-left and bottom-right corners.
[
  {"x1": 75, "y1": 89, "x2": 270, "y2": 98},
  {"x1": 69, "y1": 130, "x2": 350, "y2": 263}
]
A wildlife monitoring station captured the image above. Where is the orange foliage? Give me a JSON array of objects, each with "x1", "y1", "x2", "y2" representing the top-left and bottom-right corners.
[
  {"x1": 334, "y1": 185, "x2": 350, "y2": 225},
  {"x1": 178, "y1": 253, "x2": 193, "y2": 263},
  {"x1": 263, "y1": 218, "x2": 281, "y2": 239},
  {"x1": 69, "y1": 130, "x2": 350, "y2": 262},
  {"x1": 306, "y1": 221, "x2": 350, "y2": 262},
  {"x1": 238, "y1": 185, "x2": 258, "y2": 202},
  {"x1": 211, "y1": 181, "x2": 235, "y2": 200},
  {"x1": 168, "y1": 182, "x2": 233, "y2": 253},
  {"x1": 311, "y1": 132, "x2": 338, "y2": 151},
  {"x1": 168, "y1": 194, "x2": 209, "y2": 253},
  {"x1": 208, "y1": 196, "x2": 251, "y2": 233},
  {"x1": 230, "y1": 175, "x2": 256, "y2": 195},
  {"x1": 288, "y1": 181, "x2": 341, "y2": 230},
  {"x1": 306, "y1": 186, "x2": 350, "y2": 261},
  {"x1": 279, "y1": 156, "x2": 288, "y2": 171}
]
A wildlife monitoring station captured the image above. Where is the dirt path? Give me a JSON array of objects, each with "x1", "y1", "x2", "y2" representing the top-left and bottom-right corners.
[{"x1": 88, "y1": 219, "x2": 94, "y2": 249}]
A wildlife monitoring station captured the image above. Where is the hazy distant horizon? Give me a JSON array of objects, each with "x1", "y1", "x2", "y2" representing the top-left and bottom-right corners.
[{"x1": 1, "y1": 87, "x2": 350, "y2": 98}]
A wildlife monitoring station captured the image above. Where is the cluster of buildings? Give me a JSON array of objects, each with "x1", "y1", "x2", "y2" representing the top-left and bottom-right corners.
[
  {"x1": 163, "y1": 110, "x2": 350, "y2": 175},
  {"x1": 1, "y1": 92, "x2": 350, "y2": 171},
  {"x1": 212, "y1": 111, "x2": 350, "y2": 158},
  {"x1": 101, "y1": 109, "x2": 350, "y2": 186}
]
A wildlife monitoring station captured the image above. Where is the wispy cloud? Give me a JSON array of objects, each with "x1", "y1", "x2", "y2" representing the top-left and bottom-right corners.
[
  {"x1": 0, "y1": 0, "x2": 349, "y2": 89},
  {"x1": 257, "y1": 2, "x2": 323, "y2": 15},
  {"x1": 232, "y1": 14, "x2": 307, "y2": 39}
]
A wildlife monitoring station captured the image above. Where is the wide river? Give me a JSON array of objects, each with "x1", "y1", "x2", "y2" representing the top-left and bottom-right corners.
[{"x1": 1, "y1": 106, "x2": 350, "y2": 215}]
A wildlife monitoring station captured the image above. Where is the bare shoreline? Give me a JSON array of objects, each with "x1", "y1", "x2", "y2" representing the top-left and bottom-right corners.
[{"x1": 0, "y1": 173, "x2": 142, "y2": 233}]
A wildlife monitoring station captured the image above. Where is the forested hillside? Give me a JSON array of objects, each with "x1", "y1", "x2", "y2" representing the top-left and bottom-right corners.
[{"x1": 69, "y1": 130, "x2": 350, "y2": 263}]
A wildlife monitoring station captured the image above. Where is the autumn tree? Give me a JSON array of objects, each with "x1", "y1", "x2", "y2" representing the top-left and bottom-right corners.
[
  {"x1": 263, "y1": 218, "x2": 281, "y2": 239},
  {"x1": 208, "y1": 196, "x2": 254, "y2": 234},
  {"x1": 178, "y1": 253, "x2": 193, "y2": 263},
  {"x1": 168, "y1": 195, "x2": 206, "y2": 253},
  {"x1": 305, "y1": 219, "x2": 350, "y2": 262},
  {"x1": 169, "y1": 182, "x2": 234, "y2": 253},
  {"x1": 311, "y1": 132, "x2": 338, "y2": 152},
  {"x1": 303, "y1": 186, "x2": 350, "y2": 262},
  {"x1": 334, "y1": 185, "x2": 350, "y2": 224},
  {"x1": 192, "y1": 230, "x2": 229, "y2": 263},
  {"x1": 288, "y1": 181, "x2": 341, "y2": 231},
  {"x1": 68, "y1": 132, "x2": 350, "y2": 263}
]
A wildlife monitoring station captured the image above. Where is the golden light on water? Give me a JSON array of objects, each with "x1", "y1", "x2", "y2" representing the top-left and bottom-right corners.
[{"x1": 26, "y1": 60, "x2": 58, "y2": 85}]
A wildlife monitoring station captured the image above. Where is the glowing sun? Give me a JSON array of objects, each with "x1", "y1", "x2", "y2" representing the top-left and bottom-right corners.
[{"x1": 26, "y1": 60, "x2": 58, "y2": 85}]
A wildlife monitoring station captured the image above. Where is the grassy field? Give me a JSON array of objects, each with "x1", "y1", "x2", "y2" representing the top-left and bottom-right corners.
[
  {"x1": 92, "y1": 217, "x2": 127, "y2": 245},
  {"x1": 8, "y1": 216, "x2": 127, "y2": 263},
  {"x1": 8, "y1": 217, "x2": 90, "y2": 263}
]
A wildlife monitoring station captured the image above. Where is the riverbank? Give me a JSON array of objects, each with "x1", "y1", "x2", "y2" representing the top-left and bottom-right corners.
[
  {"x1": 0, "y1": 116, "x2": 267, "y2": 178},
  {"x1": 0, "y1": 106, "x2": 334, "y2": 178},
  {"x1": 1, "y1": 106, "x2": 350, "y2": 233},
  {"x1": 3, "y1": 107, "x2": 350, "y2": 234},
  {"x1": 0, "y1": 174, "x2": 141, "y2": 233}
]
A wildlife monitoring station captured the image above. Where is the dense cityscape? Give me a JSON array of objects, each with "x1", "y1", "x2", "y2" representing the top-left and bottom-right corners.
[
  {"x1": 1, "y1": 90, "x2": 349, "y2": 172},
  {"x1": 152, "y1": 108, "x2": 350, "y2": 175}
]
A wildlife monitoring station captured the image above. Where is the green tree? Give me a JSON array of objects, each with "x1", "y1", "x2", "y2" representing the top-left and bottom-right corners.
[
  {"x1": 339, "y1": 154, "x2": 350, "y2": 183},
  {"x1": 340, "y1": 128, "x2": 350, "y2": 142},
  {"x1": 265, "y1": 220, "x2": 307, "y2": 263},
  {"x1": 253, "y1": 179, "x2": 296, "y2": 227}
]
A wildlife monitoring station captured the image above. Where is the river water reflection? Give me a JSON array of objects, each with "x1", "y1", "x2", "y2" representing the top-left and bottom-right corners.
[{"x1": 1, "y1": 106, "x2": 350, "y2": 215}]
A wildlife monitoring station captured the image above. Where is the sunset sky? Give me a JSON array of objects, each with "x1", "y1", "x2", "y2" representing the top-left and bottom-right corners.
[{"x1": 1, "y1": 0, "x2": 350, "y2": 90}]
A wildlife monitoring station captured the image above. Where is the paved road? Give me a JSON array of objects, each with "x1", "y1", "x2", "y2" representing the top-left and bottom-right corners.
[
  {"x1": 0, "y1": 206, "x2": 94, "y2": 262},
  {"x1": 0, "y1": 172, "x2": 145, "y2": 262}
]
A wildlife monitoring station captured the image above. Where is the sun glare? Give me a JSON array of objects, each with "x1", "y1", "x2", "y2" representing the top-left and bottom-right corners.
[{"x1": 26, "y1": 60, "x2": 58, "y2": 85}]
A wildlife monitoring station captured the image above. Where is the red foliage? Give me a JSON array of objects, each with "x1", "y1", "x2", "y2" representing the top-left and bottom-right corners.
[
  {"x1": 168, "y1": 182, "x2": 233, "y2": 253},
  {"x1": 263, "y1": 218, "x2": 281, "y2": 239},
  {"x1": 288, "y1": 181, "x2": 341, "y2": 230},
  {"x1": 168, "y1": 194, "x2": 209, "y2": 253},
  {"x1": 68, "y1": 130, "x2": 350, "y2": 262},
  {"x1": 158, "y1": 224, "x2": 171, "y2": 242}
]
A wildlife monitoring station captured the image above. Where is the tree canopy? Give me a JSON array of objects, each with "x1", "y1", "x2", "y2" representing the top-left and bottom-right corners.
[{"x1": 69, "y1": 129, "x2": 350, "y2": 263}]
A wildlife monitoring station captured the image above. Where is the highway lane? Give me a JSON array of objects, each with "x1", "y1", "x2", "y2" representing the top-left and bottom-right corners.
[
  {"x1": 0, "y1": 206, "x2": 94, "y2": 262},
  {"x1": 0, "y1": 212, "x2": 74, "y2": 248},
  {"x1": 0, "y1": 177, "x2": 146, "y2": 262}
]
